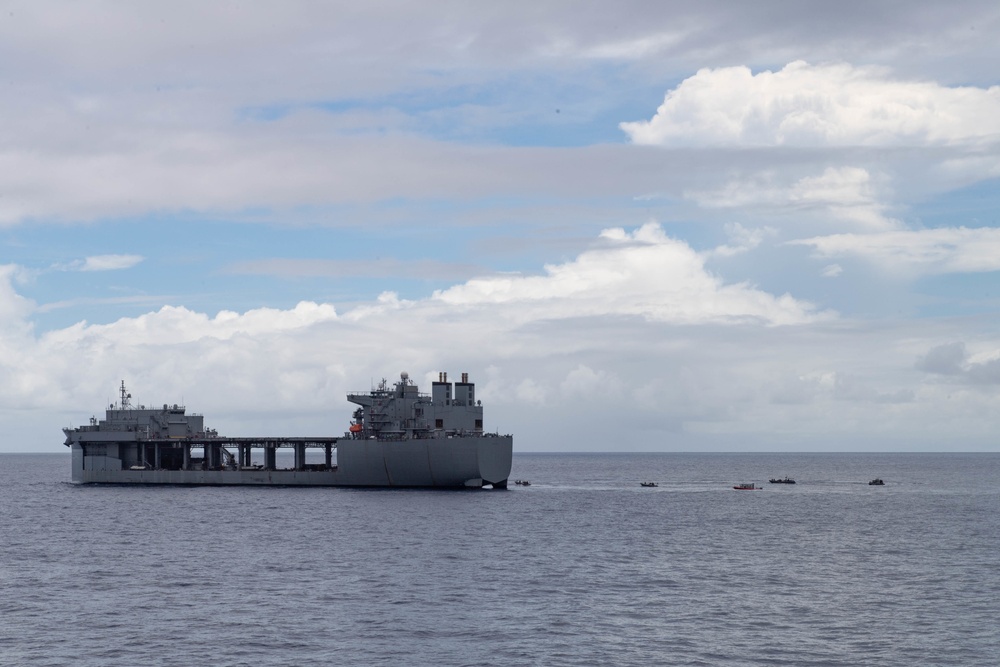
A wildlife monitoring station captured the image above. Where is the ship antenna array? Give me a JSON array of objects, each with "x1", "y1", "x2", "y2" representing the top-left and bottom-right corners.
[{"x1": 119, "y1": 380, "x2": 132, "y2": 410}]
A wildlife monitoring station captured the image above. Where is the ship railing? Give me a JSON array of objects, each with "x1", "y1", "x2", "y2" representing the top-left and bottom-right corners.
[{"x1": 348, "y1": 390, "x2": 431, "y2": 400}]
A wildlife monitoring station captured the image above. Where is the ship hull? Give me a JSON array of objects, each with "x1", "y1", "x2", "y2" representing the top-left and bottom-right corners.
[{"x1": 69, "y1": 436, "x2": 512, "y2": 488}]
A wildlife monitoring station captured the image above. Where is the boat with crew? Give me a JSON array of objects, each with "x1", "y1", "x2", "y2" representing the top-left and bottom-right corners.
[
  {"x1": 640, "y1": 482, "x2": 658, "y2": 487},
  {"x1": 769, "y1": 476, "x2": 796, "y2": 484},
  {"x1": 63, "y1": 372, "x2": 512, "y2": 488},
  {"x1": 733, "y1": 482, "x2": 759, "y2": 490},
  {"x1": 869, "y1": 478, "x2": 885, "y2": 486}
]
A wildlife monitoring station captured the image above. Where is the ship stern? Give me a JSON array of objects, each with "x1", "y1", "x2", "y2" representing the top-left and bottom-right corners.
[{"x1": 477, "y1": 435, "x2": 513, "y2": 488}]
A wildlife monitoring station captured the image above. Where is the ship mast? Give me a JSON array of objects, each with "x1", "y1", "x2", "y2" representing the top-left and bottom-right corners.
[{"x1": 119, "y1": 380, "x2": 132, "y2": 410}]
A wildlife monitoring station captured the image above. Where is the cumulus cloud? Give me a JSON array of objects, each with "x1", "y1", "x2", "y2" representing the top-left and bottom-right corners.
[
  {"x1": 916, "y1": 342, "x2": 967, "y2": 374},
  {"x1": 4, "y1": 6, "x2": 1000, "y2": 452},
  {"x1": 621, "y1": 61, "x2": 1000, "y2": 241},
  {"x1": 3, "y1": 251, "x2": 1000, "y2": 452},
  {"x1": 621, "y1": 61, "x2": 1000, "y2": 148},
  {"x1": 685, "y1": 166, "x2": 900, "y2": 231},
  {"x1": 434, "y1": 222, "x2": 829, "y2": 326},
  {"x1": 789, "y1": 227, "x2": 1000, "y2": 275},
  {"x1": 707, "y1": 223, "x2": 775, "y2": 258},
  {"x1": 915, "y1": 341, "x2": 1000, "y2": 385},
  {"x1": 43, "y1": 301, "x2": 339, "y2": 347},
  {"x1": 0, "y1": 223, "x2": 846, "y2": 449},
  {"x1": 559, "y1": 364, "x2": 622, "y2": 398}
]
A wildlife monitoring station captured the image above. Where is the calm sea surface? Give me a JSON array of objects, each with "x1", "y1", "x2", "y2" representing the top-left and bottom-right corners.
[{"x1": 2, "y1": 452, "x2": 999, "y2": 666}]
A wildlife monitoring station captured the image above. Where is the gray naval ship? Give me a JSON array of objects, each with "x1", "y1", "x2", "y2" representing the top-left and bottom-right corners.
[{"x1": 63, "y1": 371, "x2": 512, "y2": 488}]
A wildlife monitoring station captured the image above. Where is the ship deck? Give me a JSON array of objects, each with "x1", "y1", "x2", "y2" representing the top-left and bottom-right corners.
[{"x1": 128, "y1": 436, "x2": 342, "y2": 447}]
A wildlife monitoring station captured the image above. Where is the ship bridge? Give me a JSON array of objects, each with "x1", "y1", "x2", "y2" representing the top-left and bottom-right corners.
[{"x1": 347, "y1": 371, "x2": 484, "y2": 440}]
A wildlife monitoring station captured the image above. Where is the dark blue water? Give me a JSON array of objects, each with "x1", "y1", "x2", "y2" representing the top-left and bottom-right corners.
[{"x1": 2, "y1": 452, "x2": 999, "y2": 666}]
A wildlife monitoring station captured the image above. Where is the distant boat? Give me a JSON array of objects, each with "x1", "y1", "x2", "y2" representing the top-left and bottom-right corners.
[
  {"x1": 769, "y1": 476, "x2": 796, "y2": 484},
  {"x1": 869, "y1": 478, "x2": 885, "y2": 486},
  {"x1": 733, "y1": 482, "x2": 759, "y2": 490},
  {"x1": 640, "y1": 482, "x2": 658, "y2": 487},
  {"x1": 514, "y1": 479, "x2": 531, "y2": 486}
]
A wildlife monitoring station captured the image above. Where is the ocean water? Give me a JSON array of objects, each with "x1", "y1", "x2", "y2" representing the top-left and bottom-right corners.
[{"x1": 2, "y1": 452, "x2": 999, "y2": 666}]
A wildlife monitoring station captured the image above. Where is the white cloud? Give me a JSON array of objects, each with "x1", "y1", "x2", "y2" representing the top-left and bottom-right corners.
[
  {"x1": 559, "y1": 364, "x2": 622, "y2": 399},
  {"x1": 0, "y1": 223, "x2": 837, "y2": 450},
  {"x1": 78, "y1": 254, "x2": 144, "y2": 272},
  {"x1": 707, "y1": 223, "x2": 775, "y2": 258},
  {"x1": 4, "y1": 7, "x2": 1000, "y2": 454},
  {"x1": 621, "y1": 60, "x2": 1000, "y2": 148},
  {"x1": 41, "y1": 300, "x2": 340, "y2": 347},
  {"x1": 3, "y1": 255, "x2": 1000, "y2": 453},
  {"x1": 687, "y1": 166, "x2": 868, "y2": 207},
  {"x1": 434, "y1": 222, "x2": 829, "y2": 326},
  {"x1": 790, "y1": 227, "x2": 1000, "y2": 275},
  {"x1": 686, "y1": 166, "x2": 900, "y2": 231},
  {"x1": 622, "y1": 62, "x2": 1000, "y2": 240},
  {"x1": 0, "y1": 265, "x2": 35, "y2": 330},
  {"x1": 513, "y1": 378, "x2": 548, "y2": 405},
  {"x1": 14, "y1": 255, "x2": 145, "y2": 288},
  {"x1": 821, "y1": 264, "x2": 843, "y2": 278},
  {"x1": 0, "y1": 10, "x2": 993, "y2": 236}
]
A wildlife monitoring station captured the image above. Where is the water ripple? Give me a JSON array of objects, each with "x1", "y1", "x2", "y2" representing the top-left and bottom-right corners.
[{"x1": 3, "y1": 453, "x2": 1000, "y2": 666}]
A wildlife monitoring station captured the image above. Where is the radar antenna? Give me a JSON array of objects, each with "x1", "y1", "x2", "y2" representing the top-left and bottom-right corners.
[{"x1": 119, "y1": 380, "x2": 133, "y2": 410}]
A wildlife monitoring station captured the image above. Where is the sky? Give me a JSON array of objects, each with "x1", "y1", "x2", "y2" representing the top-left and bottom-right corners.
[{"x1": 4, "y1": 1, "x2": 1000, "y2": 453}]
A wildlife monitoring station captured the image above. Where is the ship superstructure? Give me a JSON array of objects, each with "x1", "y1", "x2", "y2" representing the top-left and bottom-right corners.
[
  {"x1": 63, "y1": 372, "x2": 512, "y2": 488},
  {"x1": 347, "y1": 371, "x2": 484, "y2": 440}
]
